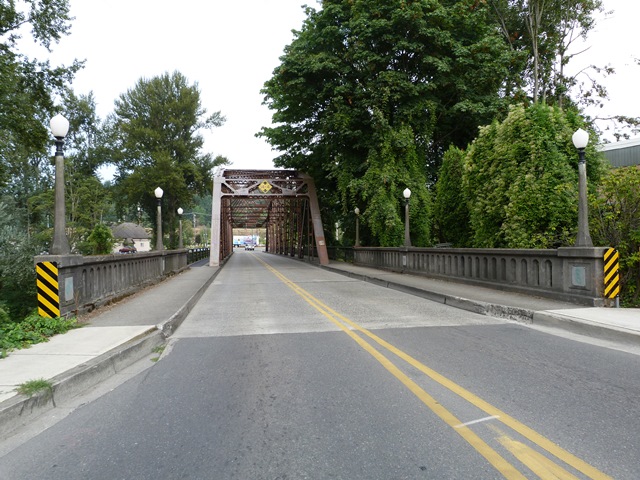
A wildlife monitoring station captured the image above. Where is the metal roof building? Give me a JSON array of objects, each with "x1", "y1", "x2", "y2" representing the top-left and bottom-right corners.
[{"x1": 599, "y1": 137, "x2": 640, "y2": 167}]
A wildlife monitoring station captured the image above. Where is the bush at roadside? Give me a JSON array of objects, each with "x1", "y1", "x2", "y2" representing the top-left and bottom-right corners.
[{"x1": 0, "y1": 309, "x2": 78, "y2": 357}]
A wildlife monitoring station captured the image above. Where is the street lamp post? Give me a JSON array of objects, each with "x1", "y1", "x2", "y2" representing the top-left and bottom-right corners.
[
  {"x1": 49, "y1": 114, "x2": 70, "y2": 255},
  {"x1": 177, "y1": 207, "x2": 184, "y2": 249},
  {"x1": 354, "y1": 207, "x2": 360, "y2": 247},
  {"x1": 403, "y1": 188, "x2": 411, "y2": 247},
  {"x1": 572, "y1": 128, "x2": 593, "y2": 248},
  {"x1": 155, "y1": 187, "x2": 164, "y2": 251}
]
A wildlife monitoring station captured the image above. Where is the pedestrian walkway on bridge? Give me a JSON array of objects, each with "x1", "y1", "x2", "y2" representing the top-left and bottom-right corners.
[{"x1": 1, "y1": 255, "x2": 638, "y2": 437}]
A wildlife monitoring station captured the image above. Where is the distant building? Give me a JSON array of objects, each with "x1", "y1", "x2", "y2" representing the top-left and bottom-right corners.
[
  {"x1": 111, "y1": 222, "x2": 152, "y2": 253},
  {"x1": 599, "y1": 137, "x2": 640, "y2": 168}
]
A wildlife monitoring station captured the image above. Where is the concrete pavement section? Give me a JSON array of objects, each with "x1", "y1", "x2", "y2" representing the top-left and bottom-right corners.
[
  {"x1": 0, "y1": 259, "x2": 220, "y2": 437},
  {"x1": 0, "y1": 255, "x2": 638, "y2": 438},
  {"x1": 320, "y1": 261, "x2": 640, "y2": 344}
]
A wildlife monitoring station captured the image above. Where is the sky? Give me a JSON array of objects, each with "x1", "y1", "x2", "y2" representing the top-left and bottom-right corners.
[{"x1": 31, "y1": 0, "x2": 640, "y2": 179}]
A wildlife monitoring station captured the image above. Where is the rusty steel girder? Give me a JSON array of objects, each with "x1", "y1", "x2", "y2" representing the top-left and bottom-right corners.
[{"x1": 209, "y1": 169, "x2": 328, "y2": 266}]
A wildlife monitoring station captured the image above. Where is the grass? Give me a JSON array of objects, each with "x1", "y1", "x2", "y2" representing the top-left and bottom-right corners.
[
  {"x1": 150, "y1": 344, "x2": 166, "y2": 362},
  {"x1": 16, "y1": 378, "x2": 53, "y2": 397}
]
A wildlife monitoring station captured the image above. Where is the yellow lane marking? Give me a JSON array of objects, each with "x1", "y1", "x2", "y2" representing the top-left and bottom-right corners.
[
  {"x1": 256, "y1": 257, "x2": 526, "y2": 479},
  {"x1": 255, "y1": 256, "x2": 613, "y2": 480},
  {"x1": 494, "y1": 428, "x2": 581, "y2": 480}
]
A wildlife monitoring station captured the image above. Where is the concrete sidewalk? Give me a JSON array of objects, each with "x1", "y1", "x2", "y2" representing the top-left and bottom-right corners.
[{"x1": 0, "y1": 260, "x2": 220, "y2": 437}]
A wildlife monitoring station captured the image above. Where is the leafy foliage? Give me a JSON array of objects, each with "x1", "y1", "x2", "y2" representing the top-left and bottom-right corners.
[
  {"x1": 0, "y1": 200, "x2": 39, "y2": 318},
  {"x1": 260, "y1": 0, "x2": 513, "y2": 245},
  {"x1": 463, "y1": 103, "x2": 605, "y2": 248},
  {"x1": 0, "y1": 0, "x2": 83, "y2": 161},
  {"x1": 86, "y1": 223, "x2": 115, "y2": 255},
  {"x1": 590, "y1": 166, "x2": 640, "y2": 306},
  {"x1": 433, "y1": 146, "x2": 471, "y2": 246},
  {"x1": 0, "y1": 310, "x2": 77, "y2": 355},
  {"x1": 106, "y1": 71, "x2": 227, "y2": 248}
]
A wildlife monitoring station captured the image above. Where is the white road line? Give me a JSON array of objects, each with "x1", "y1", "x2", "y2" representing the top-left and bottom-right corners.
[{"x1": 455, "y1": 415, "x2": 500, "y2": 428}]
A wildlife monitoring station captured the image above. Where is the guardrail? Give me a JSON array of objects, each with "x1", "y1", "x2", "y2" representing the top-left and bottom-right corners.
[
  {"x1": 35, "y1": 249, "x2": 194, "y2": 317},
  {"x1": 350, "y1": 246, "x2": 608, "y2": 306},
  {"x1": 188, "y1": 247, "x2": 210, "y2": 264}
]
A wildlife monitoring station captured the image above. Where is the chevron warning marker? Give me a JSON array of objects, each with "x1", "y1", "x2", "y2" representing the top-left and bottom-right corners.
[
  {"x1": 603, "y1": 248, "x2": 620, "y2": 300},
  {"x1": 36, "y1": 261, "x2": 60, "y2": 318}
]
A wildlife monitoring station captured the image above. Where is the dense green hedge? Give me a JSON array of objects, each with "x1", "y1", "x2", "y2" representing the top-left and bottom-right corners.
[{"x1": 460, "y1": 103, "x2": 605, "y2": 248}]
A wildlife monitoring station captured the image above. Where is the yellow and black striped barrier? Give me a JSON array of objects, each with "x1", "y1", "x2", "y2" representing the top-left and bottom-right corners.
[
  {"x1": 36, "y1": 261, "x2": 60, "y2": 318},
  {"x1": 603, "y1": 248, "x2": 620, "y2": 301}
]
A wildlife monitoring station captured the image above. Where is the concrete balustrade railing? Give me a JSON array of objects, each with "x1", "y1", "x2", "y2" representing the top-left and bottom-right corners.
[
  {"x1": 35, "y1": 249, "x2": 191, "y2": 317},
  {"x1": 352, "y1": 246, "x2": 609, "y2": 306}
]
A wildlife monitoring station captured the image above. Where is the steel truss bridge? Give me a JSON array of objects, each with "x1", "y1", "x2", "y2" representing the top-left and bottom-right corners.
[{"x1": 209, "y1": 169, "x2": 329, "y2": 266}]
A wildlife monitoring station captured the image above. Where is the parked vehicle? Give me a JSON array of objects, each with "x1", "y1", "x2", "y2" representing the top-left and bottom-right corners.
[{"x1": 119, "y1": 246, "x2": 137, "y2": 254}]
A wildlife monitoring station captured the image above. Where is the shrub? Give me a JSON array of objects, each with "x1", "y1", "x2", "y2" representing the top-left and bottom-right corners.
[
  {"x1": 86, "y1": 223, "x2": 115, "y2": 255},
  {"x1": 433, "y1": 146, "x2": 472, "y2": 246},
  {"x1": 590, "y1": 166, "x2": 640, "y2": 306},
  {"x1": 0, "y1": 311, "x2": 77, "y2": 354}
]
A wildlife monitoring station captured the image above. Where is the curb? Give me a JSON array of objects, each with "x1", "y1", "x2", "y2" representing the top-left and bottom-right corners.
[
  {"x1": 320, "y1": 264, "x2": 536, "y2": 324},
  {"x1": 532, "y1": 311, "x2": 640, "y2": 347},
  {"x1": 0, "y1": 263, "x2": 223, "y2": 438},
  {"x1": 0, "y1": 329, "x2": 164, "y2": 438},
  {"x1": 318, "y1": 263, "x2": 640, "y2": 344}
]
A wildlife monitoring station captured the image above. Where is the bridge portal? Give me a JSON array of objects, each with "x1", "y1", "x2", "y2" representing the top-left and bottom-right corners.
[{"x1": 209, "y1": 169, "x2": 329, "y2": 266}]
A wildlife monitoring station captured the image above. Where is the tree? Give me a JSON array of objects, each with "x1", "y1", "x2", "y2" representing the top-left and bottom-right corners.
[
  {"x1": 106, "y1": 71, "x2": 226, "y2": 248},
  {"x1": 590, "y1": 166, "x2": 640, "y2": 306},
  {"x1": 260, "y1": 0, "x2": 513, "y2": 245},
  {"x1": 0, "y1": 200, "x2": 39, "y2": 319},
  {"x1": 86, "y1": 223, "x2": 115, "y2": 255},
  {"x1": 433, "y1": 146, "x2": 471, "y2": 246},
  {"x1": 463, "y1": 103, "x2": 605, "y2": 248},
  {"x1": 0, "y1": 0, "x2": 83, "y2": 161},
  {"x1": 488, "y1": 0, "x2": 606, "y2": 107}
]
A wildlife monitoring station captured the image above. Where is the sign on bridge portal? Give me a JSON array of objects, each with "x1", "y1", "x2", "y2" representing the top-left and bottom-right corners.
[{"x1": 36, "y1": 261, "x2": 60, "y2": 318}]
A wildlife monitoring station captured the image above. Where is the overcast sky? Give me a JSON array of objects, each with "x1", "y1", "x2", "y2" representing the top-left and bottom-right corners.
[{"x1": 37, "y1": 0, "x2": 639, "y2": 179}]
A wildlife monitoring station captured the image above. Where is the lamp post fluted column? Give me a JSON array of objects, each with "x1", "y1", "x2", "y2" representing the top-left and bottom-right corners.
[
  {"x1": 572, "y1": 129, "x2": 593, "y2": 247},
  {"x1": 403, "y1": 188, "x2": 411, "y2": 247},
  {"x1": 354, "y1": 207, "x2": 360, "y2": 247},
  {"x1": 177, "y1": 207, "x2": 184, "y2": 249},
  {"x1": 50, "y1": 114, "x2": 70, "y2": 255},
  {"x1": 155, "y1": 187, "x2": 164, "y2": 251}
]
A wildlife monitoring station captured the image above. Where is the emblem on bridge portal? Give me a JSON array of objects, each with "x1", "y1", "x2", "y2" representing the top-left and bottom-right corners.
[{"x1": 258, "y1": 181, "x2": 273, "y2": 193}]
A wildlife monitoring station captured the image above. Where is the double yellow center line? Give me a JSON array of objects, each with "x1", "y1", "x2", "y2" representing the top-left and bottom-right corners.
[{"x1": 255, "y1": 255, "x2": 612, "y2": 480}]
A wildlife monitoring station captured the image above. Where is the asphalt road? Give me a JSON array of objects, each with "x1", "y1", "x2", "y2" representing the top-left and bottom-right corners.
[{"x1": 1, "y1": 251, "x2": 639, "y2": 479}]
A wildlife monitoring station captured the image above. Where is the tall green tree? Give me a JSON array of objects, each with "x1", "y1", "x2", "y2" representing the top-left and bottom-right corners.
[
  {"x1": 0, "y1": 0, "x2": 83, "y2": 163},
  {"x1": 488, "y1": 0, "x2": 606, "y2": 108},
  {"x1": 463, "y1": 103, "x2": 605, "y2": 248},
  {"x1": 106, "y1": 71, "x2": 226, "y2": 248},
  {"x1": 260, "y1": 0, "x2": 512, "y2": 246}
]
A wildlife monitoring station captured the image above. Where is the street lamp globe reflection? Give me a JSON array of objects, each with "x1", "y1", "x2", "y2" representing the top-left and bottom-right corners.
[
  {"x1": 49, "y1": 114, "x2": 70, "y2": 255},
  {"x1": 50, "y1": 114, "x2": 70, "y2": 139},
  {"x1": 572, "y1": 128, "x2": 589, "y2": 150}
]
